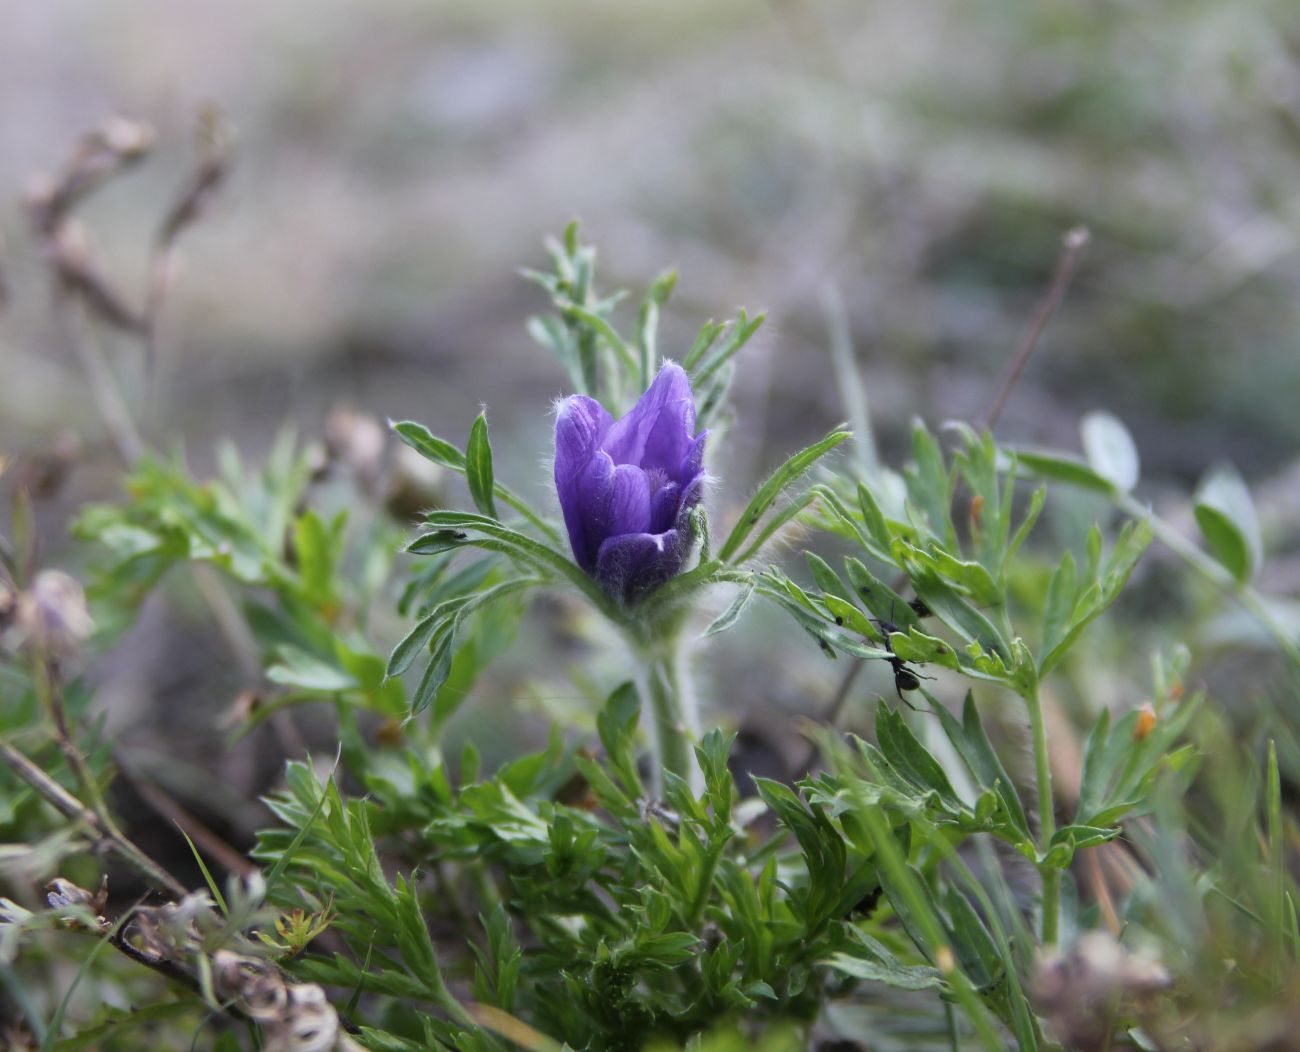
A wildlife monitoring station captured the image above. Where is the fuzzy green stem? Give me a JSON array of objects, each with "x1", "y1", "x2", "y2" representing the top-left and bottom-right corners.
[
  {"x1": 634, "y1": 632, "x2": 701, "y2": 796},
  {"x1": 1024, "y1": 681, "x2": 1059, "y2": 946}
]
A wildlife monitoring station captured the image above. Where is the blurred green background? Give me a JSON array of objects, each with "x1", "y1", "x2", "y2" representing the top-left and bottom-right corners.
[{"x1": 6, "y1": 0, "x2": 1300, "y2": 477}]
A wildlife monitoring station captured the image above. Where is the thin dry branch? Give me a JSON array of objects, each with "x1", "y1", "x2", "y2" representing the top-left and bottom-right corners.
[
  {"x1": 0, "y1": 736, "x2": 187, "y2": 899},
  {"x1": 982, "y1": 225, "x2": 1091, "y2": 432}
]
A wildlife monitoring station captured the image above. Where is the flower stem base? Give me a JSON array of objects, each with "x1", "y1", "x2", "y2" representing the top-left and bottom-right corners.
[{"x1": 634, "y1": 635, "x2": 702, "y2": 797}]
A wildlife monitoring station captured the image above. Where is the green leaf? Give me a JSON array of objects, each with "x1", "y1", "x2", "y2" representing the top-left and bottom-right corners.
[
  {"x1": 704, "y1": 577, "x2": 757, "y2": 636},
  {"x1": 1004, "y1": 483, "x2": 1046, "y2": 570},
  {"x1": 1046, "y1": 823, "x2": 1119, "y2": 858},
  {"x1": 1080, "y1": 411, "x2": 1139, "y2": 493},
  {"x1": 943, "y1": 886, "x2": 1003, "y2": 991},
  {"x1": 406, "y1": 530, "x2": 470, "y2": 556},
  {"x1": 719, "y1": 425, "x2": 851, "y2": 562},
  {"x1": 410, "y1": 629, "x2": 456, "y2": 718},
  {"x1": 682, "y1": 319, "x2": 725, "y2": 371},
  {"x1": 902, "y1": 544, "x2": 1002, "y2": 608},
  {"x1": 561, "y1": 302, "x2": 638, "y2": 375},
  {"x1": 823, "y1": 948, "x2": 942, "y2": 991},
  {"x1": 1074, "y1": 708, "x2": 1113, "y2": 825},
  {"x1": 905, "y1": 421, "x2": 955, "y2": 545},
  {"x1": 855, "y1": 482, "x2": 894, "y2": 555},
  {"x1": 267, "y1": 646, "x2": 357, "y2": 693},
  {"x1": 900, "y1": 562, "x2": 1010, "y2": 661},
  {"x1": 291, "y1": 508, "x2": 343, "y2": 608},
  {"x1": 691, "y1": 309, "x2": 766, "y2": 387},
  {"x1": 393, "y1": 422, "x2": 560, "y2": 544},
  {"x1": 1039, "y1": 519, "x2": 1152, "y2": 677},
  {"x1": 466, "y1": 413, "x2": 498, "y2": 519},
  {"x1": 1194, "y1": 463, "x2": 1262, "y2": 583},
  {"x1": 930, "y1": 692, "x2": 1031, "y2": 839},
  {"x1": 420, "y1": 511, "x2": 614, "y2": 615},
  {"x1": 1013, "y1": 449, "x2": 1115, "y2": 493},
  {"x1": 387, "y1": 609, "x2": 445, "y2": 678},
  {"x1": 596, "y1": 681, "x2": 643, "y2": 796},
  {"x1": 842, "y1": 557, "x2": 919, "y2": 630},
  {"x1": 1041, "y1": 550, "x2": 1078, "y2": 661},
  {"x1": 636, "y1": 268, "x2": 676, "y2": 388},
  {"x1": 733, "y1": 489, "x2": 817, "y2": 564},
  {"x1": 821, "y1": 593, "x2": 880, "y2": 641},
  {"x1": 875, "y1": 703, "x2": 962, "y2": 811},
  {"x1": 391, "y1": 421, "x2": 466, "y2": 470},
  {"x1": 527, "y1": 313, "x2": 583, "y2": 392}
]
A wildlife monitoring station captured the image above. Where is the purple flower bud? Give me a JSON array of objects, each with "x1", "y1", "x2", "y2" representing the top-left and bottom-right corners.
[{"x1": 555, "y1": 363, "x2": 707, "y2": 604}]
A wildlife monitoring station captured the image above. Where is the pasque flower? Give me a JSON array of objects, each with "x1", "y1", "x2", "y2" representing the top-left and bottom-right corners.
[{"x1": 554, "y1": 363, "x2": 706, "y2": 604}]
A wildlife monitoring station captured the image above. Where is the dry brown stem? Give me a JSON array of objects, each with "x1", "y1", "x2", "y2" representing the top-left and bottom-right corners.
[{"x1": 982, "y1": 225, "x2": 1091, "y2": 432}]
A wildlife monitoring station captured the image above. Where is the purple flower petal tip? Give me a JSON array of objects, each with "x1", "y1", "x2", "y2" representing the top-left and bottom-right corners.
[{"x1": 554, "y1": 363, "x2": 706, "y2": 603}]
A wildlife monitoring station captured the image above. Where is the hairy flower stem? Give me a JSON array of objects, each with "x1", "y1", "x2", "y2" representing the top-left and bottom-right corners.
[
  {"x1": 633, "y1": 629, "x2": 702, "y2": 797},
  {"x1": 1024, "y1": 682, "x2": 1059, "y2": 945}
]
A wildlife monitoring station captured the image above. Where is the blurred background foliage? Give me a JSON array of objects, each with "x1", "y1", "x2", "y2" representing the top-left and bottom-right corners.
[
  {"x1": 6, "y1": 0, "x2": 1300, "y2": 470},
  {"x1": 6, "y1": 0, "x2": 1300, "y2": 842}
]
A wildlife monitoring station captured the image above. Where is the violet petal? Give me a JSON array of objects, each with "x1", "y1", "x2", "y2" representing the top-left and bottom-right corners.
[{"x1": 595, "y1": 529, "x2": 685, "y2": 605}]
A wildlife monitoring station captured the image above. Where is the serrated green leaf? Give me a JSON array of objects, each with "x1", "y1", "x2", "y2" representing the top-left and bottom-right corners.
[
  {"x1": 930, "y1": 693, "x2": 1031, "y2": 840},
  {"x1": 823, "y1": 949, "x2": 942, "y2": 991},
  {"x1": 842, "y1": 558, "x2": 919, "y2": 630},
  {"x1": 1039, "y1": 519, "x2": 1151, "y2": 677},
  {"x1": 875, "y1": 703, "x2": 963, "y2": 812}
]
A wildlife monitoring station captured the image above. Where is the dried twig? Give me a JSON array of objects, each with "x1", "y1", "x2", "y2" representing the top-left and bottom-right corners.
[
  {"x1": 46, "y1": 879, "x2": 362, "y2": 1045},
  {"x1": 982, "y1": 226, "x2": 1090, "y2": 432},
  {"x1": 114, "y1": 758, "x2": 255, "y2": 878},
  {"x1": 144, "y1": 105, "x2": 235, "y2": 385},
  {"x1": 0, "y1": 735, "x2": 187, "y2": 899}
]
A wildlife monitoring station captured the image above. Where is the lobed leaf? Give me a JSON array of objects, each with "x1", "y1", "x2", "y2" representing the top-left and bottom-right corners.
[{"x1": 719, "y1": 425, "x2": 851, "y2": 563}]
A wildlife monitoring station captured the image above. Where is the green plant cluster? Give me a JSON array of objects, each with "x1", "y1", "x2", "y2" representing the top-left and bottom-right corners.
[{"x1": 1, "y1": 229, "x2": 1298, "y2": 1052}]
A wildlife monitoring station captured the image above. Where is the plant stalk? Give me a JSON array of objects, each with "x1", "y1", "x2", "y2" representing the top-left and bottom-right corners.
[
  {"x1": 633, "y1": 630, "x2": 702, "y2": 796},
  {"x1": 1024, "y1": 682, "x2": 1059, "y2": 945}
]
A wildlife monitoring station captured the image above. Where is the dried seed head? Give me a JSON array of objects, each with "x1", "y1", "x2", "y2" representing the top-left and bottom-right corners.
[
  {"x1": 215, "y1": 951, "x2": 291, "y2": 1021},
  {"x1": 263, "y1": 983, "x2": 339, "y2": 1052},
  {"x1": 45, "y1": 876, "x2": 109, "y2": 927},
  {"x1": 12, "y1": 431, "x2": 83, "y2": 500},
  {"x1": 99, "y1": 116, "x2": 156, "y2": 158},
  {"x1": 384, "y1": 442, "x2": 446, "y2": 522},
  {"x1": 1034, "y1": 932, "x2": 1170, "y2": 1051},
  {"x1": 14, "y1": 571, "x2": 94, "y2": 657},
  {"x1": 325, "y1": 407, "x2": 386, "y2": 487}
]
